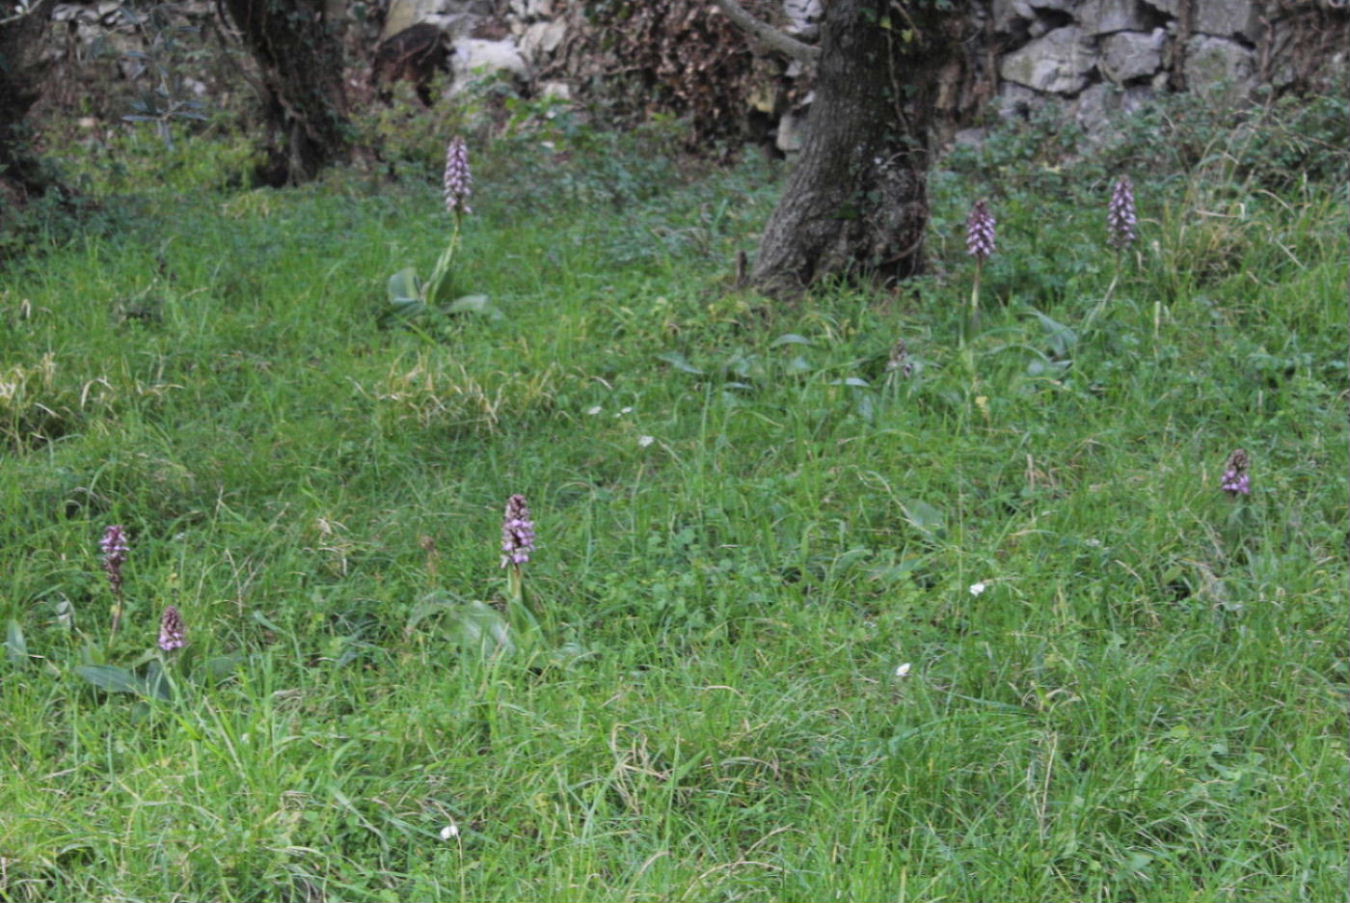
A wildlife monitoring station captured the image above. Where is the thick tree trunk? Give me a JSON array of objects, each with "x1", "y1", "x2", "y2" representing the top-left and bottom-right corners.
[
  {"x1": 750, "y1": 0, "x2": 958, "y2": 299},
  {"x1": 0, "y1": 0, "x2": 55, "y2": 211},
  {"x1": 220, "y1": 0, "x2": 350, "y2": 184}
]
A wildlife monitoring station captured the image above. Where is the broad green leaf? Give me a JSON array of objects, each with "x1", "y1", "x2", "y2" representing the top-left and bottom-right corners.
[
  {"x1": 378, "y1": 297, "x2": 428, "y2": 327},
  {"x1": 387, "y1": 267, "x2": 422, "y2": 304},
  {"x1": 143, "y1": 660, "x2": 175, "y2": 701},
  {"x1": 452, "y1": 600, "x2": 513, "y2": 657},
  {"x1": 1029, "y1": 308, "x2": 1077, "y2": 357},
  {"x1": 900, "y1": 499, "x2": 947, "y2": 542},
  {"x1": 444, "y1": 294, "x2": 503, "y2": 320},
  {"x1": 656, "y1": 352, "x2": 703, "y2": 375},
  {"x1": 5, "y1": 619, "x2": 27, "y2": 665},
  {"x1": 405, "y1": 590, "x2": 460, "y2": 635},
  {"x1": 203, "y1": 653, "x2": 244, "y2": 682},
  {"x1": 771, "y1": 333, "x2": 813, "y2": 347},
  {"x1": 76, "y1": 664, "x2": 144, "y2": 695}
]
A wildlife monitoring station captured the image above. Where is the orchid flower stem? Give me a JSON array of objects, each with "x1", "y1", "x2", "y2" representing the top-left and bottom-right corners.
[
  {"x1": 1085, "y1": 252, "x2": 1122, "y2": 331},
  {"x1": 109, "y1": 592, "x2": 123, "y2": 637},
  {"x1": 424, "y1": 213, "x2": 463, "y2": 306},
  {"x1": 966, "y1": 260, "x2": 983, "y2": 339},
  {"x1": 507, "y1": 563, "x2": 524, "y2": 609}
]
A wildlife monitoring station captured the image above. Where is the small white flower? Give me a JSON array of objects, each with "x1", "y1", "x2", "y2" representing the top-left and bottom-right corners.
[
  {"x1": 586, "y1": 406, "x2": 603, "y2": 416},
  {"x1": 637, "y1": 435, "x2": 655, "y2": 448},
  {"x1": 969, "y1": 582, "x2": 987, "y2": 596},
  {"x1": 894, "y1": 662, "x2": 912, "y2": 678},
  {"x1": 440, "y1": 822, "x2": 459, "y2": 841},
  {"x1": 616, "y1": 406, "x2": 634, "y2": 417}
]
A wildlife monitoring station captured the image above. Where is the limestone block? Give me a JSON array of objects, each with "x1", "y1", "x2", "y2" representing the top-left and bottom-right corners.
[
  {"x1": 382, "y1": 0, "x2": 445, "y2": 40},
  {"x1": 1123, "y1": 84, "x2": 1156, "y2": 114},
  {"x1": 1072, "y1": 82, "x2": 1122, "y2": 137},
  {"x1": 997, "y1": 82, "x2": 1051, "y2": 121},
  {"x1": 776, "y1": 107, "x2": 809, "y2": 154},
  {"x1": 520, "y1": 19, "x2": 567, "y2": 60},
  {"x1": 999, "y1": 26, "x2": 1096, "y2": 94},
  {"x1": 992, "y1": 0, "x2": 1036, "y2": 33},
  {"x1": 1081, "y1": 0, "x2": 1154, "y2": 36},
  {"x1": 1100, "y1": 28, "x2": 1166, "y2": 83},
  {"x1": 783, "y1": 0, "x2": 822, "y2": 39},
  {"x1": 1193, "y1": 0, "x2": 1261, "y2": 42},
  {"x1": 1184, "y1": 34, "x2": 1255, "y2": 95},
  {"x1": 540, "y1": 81, "x2": 571, "y2": 100},
  {"x1": 451, "y1": 37, "x2": 530, "y2": 88}
]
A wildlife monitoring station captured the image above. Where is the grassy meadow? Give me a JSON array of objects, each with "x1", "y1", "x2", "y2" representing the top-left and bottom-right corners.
[{"x1": 0, "y1": 106, "x2": 1347, "y2": 902}]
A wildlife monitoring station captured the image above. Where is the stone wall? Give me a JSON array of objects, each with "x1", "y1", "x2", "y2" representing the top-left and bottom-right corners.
[
  {"x1": 984, "y1": 0, "x2": 1347, "y2": 142},
  {"x1": 390, "y1": 0, "x2": 1346, "y2": 151},
  {"x1": 40, "y1": 0, "x2": 1350, "y2": 152}
]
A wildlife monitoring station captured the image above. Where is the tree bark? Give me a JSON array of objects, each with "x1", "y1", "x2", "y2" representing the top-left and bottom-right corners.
[
  {"x1": 219, "y1": 0, "x2": 350, "y2": 184},
  {"x1": 750, "y1": 0, "x2": 959, "y2": 299},
  {"x1": 0, "y1": 0, "x2": 55, "y2": 209}
]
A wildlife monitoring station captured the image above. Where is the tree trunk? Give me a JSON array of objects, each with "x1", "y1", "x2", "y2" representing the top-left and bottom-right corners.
[
  {"x1": 750, "y1": 0, "x2": 959, "y2": 299},
  {"x1": 220, "y1": 0, "x2": 350, "y2": 184},
  {"x1": 0, "y1": 0, "x2": 55, "y2": 212}
]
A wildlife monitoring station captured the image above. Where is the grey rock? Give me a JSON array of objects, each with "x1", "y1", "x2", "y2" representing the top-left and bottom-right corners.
[
  {"x1": 776, "y1": 107, "x2": 809, "y2": 154},
  {"x1": 953, "y1": 127, "x2": 990, "y2": 149},
  {"x1": 1100, "y1": 28, "x2": 1166, "y2": 83},
  {"x1": 510, "y1": 0, "x2": 554, "y2": 18},
  {"x1": 999, "y1": 26, "x2": 1096, "y2": 94},
  {"x1": 1122, "y1": 84, "x2": 1156, "y2": 114},
  {"x1": 1193, "y1": 0, "x2": 1261, "y2": 43},
  {"x1": 997, "y1": 82, "x2": 1051, "y2": 121},
  {"x1": 540, "y1": 80, "x2": 572, "y2": 100},
  {"x1": 1072, "y1": 82, "x2": 1123, "y2": 137},
  {"x1": 451, "y1": 37, "x2": 530, "y2": 90},
  {"x1": 1184, "y1": 34, "x2": 1255, "y2": 96},
  {"x1": 783, "y1": 0, "x2": 822, "y2": 39},
  {"x1": 1081, "y1": 0, "x2": 1154, "y2": 36},
  {"x1": 992, "y1": 0, "x2": 1036, "y2": 33},
  {"x1": 520, "y1": 19, "x2": 567, "y2": 60},
  {"x1": 382, "y1": 0, "x2": 446, "y2": 40}
]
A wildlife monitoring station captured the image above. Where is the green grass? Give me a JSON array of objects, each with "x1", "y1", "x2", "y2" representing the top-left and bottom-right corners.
[{"x1": 0, "y1": 122, "x2": 1345, "y2": 903}]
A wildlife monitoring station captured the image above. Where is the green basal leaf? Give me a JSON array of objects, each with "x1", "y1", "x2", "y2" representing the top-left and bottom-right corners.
[
  {"x1": 1029, "y1": 308, "x2": 1077, "y2": 357},
  {"x1": 900, "y1": 498, "x2": 947, "y2": 542},
  {"x1": 387, "y1": 267, "x2": 422, "y2": 305},
  {"x1": 656, "y1": 351, "x2": 703, "y2": 375},
  {"x1": 405, "y1": 590, "x2": 461, "y2": 635},
  {"x1": 5, "y1": 619, "x2": 28, "y2": 666},
  {"x1": 143, "y1": 660, "x2": 175, "y2": 701},
  {"x1": 203, "y1": 653, "x2": 245, "y2": 682},
  {"x1": 452, "y1": 600, "x2": 514, "y2": 657},
  {"x1": 76, "y1": 664, "x2": 144, "y2": 695},
  {"x1": 443, "y1": 294, "x2": 502, "y2": 320}
]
